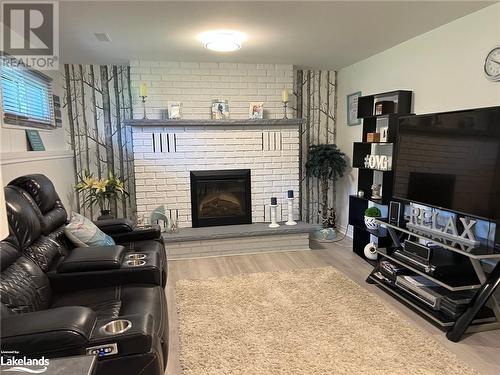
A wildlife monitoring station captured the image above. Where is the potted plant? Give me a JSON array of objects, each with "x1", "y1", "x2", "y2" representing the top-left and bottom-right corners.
[
  {"x1": 364, "y1": 207, "x2": 382, "y2": 230},
  {"x1": 75, "y1": 170, "x2": 128, "y2": 219},
  {"x1": 305, "y1": 144, "x2": 347, "y2": 240}
]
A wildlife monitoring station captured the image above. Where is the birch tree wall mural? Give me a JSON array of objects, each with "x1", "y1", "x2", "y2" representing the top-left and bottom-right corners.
[
  {"x1": 294, "y1": 70, "x2": 338, "y2": 225},
  {"x1": 62, "y1": 64, "x2": 137, "y2": 220}
]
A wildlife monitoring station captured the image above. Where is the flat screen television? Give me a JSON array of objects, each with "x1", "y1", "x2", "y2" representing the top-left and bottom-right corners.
[{"x1": 393, "y1": 106, "x2": 500, "y2": 222}]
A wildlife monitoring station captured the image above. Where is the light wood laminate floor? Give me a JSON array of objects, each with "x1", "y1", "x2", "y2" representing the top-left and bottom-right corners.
[{"x1": 165, "y1": 238, "x2": 500, "y2": 375}]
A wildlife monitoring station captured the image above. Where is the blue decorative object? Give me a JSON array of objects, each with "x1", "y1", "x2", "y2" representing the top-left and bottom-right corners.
[{"x1": 311, "y1": 228, "x2": 337, "y2": 242}]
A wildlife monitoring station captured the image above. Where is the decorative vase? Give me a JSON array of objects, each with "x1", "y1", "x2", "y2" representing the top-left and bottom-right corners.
[
  {"x1": 97, "y1": 210, "x2": 114, "y2": 220},
  {"x1": 364, "y1": 215, "x2": 380, "y2": 230},
  {"x1": 169, "y1": 214, "x2": 179, "y2": 233},
  {"x1": 364, "y1": 242, "x2": 378, "y2": 260},
  {"x1": 311, "y1": 228, "x2": 337, "y2": 242}
]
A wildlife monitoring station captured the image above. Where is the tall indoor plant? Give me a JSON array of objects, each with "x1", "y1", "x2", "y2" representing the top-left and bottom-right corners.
[
  {"x1": 305, "y1": 144, "x2": 347, "y2": 235},
  {"x1": 75, "y1": 170, "x2": 128, "y2": 219}
]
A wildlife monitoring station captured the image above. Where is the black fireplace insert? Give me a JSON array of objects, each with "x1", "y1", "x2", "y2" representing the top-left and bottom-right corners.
[{"x1": 190, "y1": 169, "x2": 252, "y2": 228}]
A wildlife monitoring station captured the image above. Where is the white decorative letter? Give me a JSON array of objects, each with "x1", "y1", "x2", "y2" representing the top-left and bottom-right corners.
[
  {"x1": 443, "y1": 217, "x2": 458, "y2": 236},
  {"x1": 459, "y1": 217, "x2": 477, "y2": 241},
  {"x1": 409, "y1": 207, "x2": 420, "y2": 225}
]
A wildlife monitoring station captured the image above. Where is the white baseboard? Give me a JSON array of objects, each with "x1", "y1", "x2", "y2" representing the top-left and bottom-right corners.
[{"x1": 337, "y1": 224, "x2": 353, "y2": 239}]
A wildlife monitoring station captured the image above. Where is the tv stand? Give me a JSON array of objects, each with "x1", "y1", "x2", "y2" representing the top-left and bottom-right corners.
[{"x1": 369, "y1": 218, "x2": 500, "y2": 342}]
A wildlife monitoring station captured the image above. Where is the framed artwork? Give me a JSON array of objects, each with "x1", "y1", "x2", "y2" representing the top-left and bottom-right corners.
[
  {"x1": 26, "y1": 130, "x2": 45, "y2": 151},
  {"x1": 347, "y1": 91, "x2": 362, "y2": 126},
  {"x1": 167, "y1": 101, "x2": 182, "y2": 119},
  {"x1": 249, "y1": 102, "x2": 264, "y2": 119},
  {"x1": 211, "y1": 99, "x2": 230, "y2": 119}
]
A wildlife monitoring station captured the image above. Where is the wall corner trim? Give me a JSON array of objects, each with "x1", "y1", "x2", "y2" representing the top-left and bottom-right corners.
[{"x1": 1, "y1": 150, "x2": 74, "y2": 165}]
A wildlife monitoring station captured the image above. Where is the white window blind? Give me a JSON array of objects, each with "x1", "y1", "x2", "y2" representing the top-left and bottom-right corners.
[{"x1": 1, "y1": 65, "x2": 54, "y2": 128}]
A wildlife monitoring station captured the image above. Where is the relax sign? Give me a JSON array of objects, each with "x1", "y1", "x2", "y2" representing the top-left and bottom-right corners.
[{"x1": 407, "y1": 206, "x2": 479, "y2": 249}]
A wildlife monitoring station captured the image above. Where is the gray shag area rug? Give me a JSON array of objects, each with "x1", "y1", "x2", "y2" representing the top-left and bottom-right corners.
[{"x1": 176, "y1": 267, "x2": 477, "y2": 375}]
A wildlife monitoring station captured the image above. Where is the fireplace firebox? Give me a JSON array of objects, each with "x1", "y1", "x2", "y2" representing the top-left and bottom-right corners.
[{"x1": 190, "y1": 169, "x2": 252, "y2": 228}]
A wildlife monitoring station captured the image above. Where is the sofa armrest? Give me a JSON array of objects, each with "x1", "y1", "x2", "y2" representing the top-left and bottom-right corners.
[
  {"x1": 94, "y1": 218, "x2": 134, "y2": 235},
  {"x1": 94, "y1": 218, "x2": 162, "y2": 242},
  {"x1": 57, "y1": 245, "x2": 125, "y2": 273},
  {"x1": 112, "y1": 225, "x2": 162, "y2": 243},
  {"x1": 90, "y1": 314, "x2": 154, "y2": 357},
  {"x1": 1, "y1": 307, "x2": 96, "y2": 356}
]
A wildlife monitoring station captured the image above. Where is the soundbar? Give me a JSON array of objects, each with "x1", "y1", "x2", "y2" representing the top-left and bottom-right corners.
[{"x1": 393, "y1": 249, "x2": 436, "y2": 274}]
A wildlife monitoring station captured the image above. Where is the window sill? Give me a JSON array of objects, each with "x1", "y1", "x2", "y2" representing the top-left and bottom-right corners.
[{"x1": 2, "y1": 122, "x2": 57, "y2": 132}]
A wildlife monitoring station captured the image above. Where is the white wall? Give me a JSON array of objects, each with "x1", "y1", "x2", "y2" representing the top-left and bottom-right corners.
[
  {"x1": 1, "y1": 67, "x2": 75, "y2": 209},
  {"x1": 129, "y1": 61, "x2": 294, "y2": 119},
  {"x1": 336, "y1": 3, "x2": 500, "y2": 234}
]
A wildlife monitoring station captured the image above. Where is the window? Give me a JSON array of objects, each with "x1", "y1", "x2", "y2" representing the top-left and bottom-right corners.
[{"x1": 1, "y1": 65, "x2": 55, "y2": 128}]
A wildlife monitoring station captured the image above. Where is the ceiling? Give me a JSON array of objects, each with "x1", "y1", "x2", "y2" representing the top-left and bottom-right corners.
[{"x1": 60, "y1": 1, "x2": 495, "y2": 69}]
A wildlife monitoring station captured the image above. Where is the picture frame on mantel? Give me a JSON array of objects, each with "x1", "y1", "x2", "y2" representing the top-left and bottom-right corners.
[{"x1": 347, "y1": 91, "x2": 362, "y2": 126}]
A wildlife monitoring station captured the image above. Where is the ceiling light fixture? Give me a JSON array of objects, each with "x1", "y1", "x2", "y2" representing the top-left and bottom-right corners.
[{"x1": 198, "y1": 30, "x2": 247, "y2": 52}]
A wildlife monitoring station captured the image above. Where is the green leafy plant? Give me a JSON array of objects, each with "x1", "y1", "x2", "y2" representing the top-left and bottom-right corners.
[
  {"x1": 305, "y1": 144, "x2": 347, "y2": 228},
  {"x1": 75, "y1": 170, "x2": 128, "y2": 213},
  {"x1": 364, "y1": 207, "x2": 382, "y2": 218}
]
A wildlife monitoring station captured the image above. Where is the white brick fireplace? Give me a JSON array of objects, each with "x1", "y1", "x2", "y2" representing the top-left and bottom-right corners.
[{"x1": 130, "y1": 119, "x2": 302, "y2": 228}]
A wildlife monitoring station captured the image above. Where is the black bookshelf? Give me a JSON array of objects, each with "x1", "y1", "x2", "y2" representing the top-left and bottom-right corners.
[{"x1": 348, "y1": 90, "x2": 413, "y2": 263}]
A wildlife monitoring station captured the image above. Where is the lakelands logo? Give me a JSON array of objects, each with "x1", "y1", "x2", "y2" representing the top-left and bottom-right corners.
[
  {"x1": 0, "y1": 356, "x2": 49, "y2": 373},
  {"x1": 1, "y1": 1, "x2": 59, "y2": 70}
]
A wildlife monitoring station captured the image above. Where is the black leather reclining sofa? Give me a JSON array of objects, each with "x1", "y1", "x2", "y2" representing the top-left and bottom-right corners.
[{"x1": 0, "y1": 174, "x2": 168, "y2": 375}]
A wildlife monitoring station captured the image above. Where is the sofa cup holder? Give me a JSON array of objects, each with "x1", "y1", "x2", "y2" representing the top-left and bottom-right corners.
[
  {"x1": 100, "y1": 319, "x2": 132, "y2": 335},
  {"x1": 126, "y1": 253, "x2": 147, "y2": 260},
  {"x1": 125, "y1": 259, "x2": 146, "y2": 267}
]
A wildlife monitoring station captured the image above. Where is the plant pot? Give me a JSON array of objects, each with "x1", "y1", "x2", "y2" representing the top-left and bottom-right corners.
[
  {"x1": 364, "y1": 216, "x2": 380, "y2": 230},
  {"x1": 97, "y1": 210, "x2": 114, "y2": 221}
]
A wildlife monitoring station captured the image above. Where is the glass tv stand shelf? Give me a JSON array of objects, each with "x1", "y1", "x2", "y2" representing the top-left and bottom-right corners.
[{"x1": 368, "y1": 218, "x2": 500, "y2": 342}]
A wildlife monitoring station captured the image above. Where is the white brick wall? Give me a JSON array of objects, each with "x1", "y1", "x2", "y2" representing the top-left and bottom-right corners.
[
  {"x1": 129, "y1": 60, "x2": 294, "y2": 120},
  {"x1": 133, "y1": 124, "x2": 300, "y2": 227}
]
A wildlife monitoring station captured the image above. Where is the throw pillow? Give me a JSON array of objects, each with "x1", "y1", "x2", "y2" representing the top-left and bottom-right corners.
[{"x1": 65, "y1": 212, "x2": 116, "y2": 247}]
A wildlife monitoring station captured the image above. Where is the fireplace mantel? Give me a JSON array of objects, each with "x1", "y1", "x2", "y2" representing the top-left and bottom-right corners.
[{"x1": 127, "y1": 118, "x2": 303, "y2": 128}]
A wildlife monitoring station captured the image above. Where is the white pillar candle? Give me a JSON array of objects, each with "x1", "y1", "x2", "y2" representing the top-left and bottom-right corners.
[
  {"x1": 139, "y1": 83, "x2": 148, "y2": 97},
  {"x1": 269, "y1": 204, "x2": 280, "y2": 228},
  {"x1": 285, "y1": 197, "x2": 297, "y2": 226},
  {"x1": 281, "y1": 89, "x2": 289, "y2": 102}
]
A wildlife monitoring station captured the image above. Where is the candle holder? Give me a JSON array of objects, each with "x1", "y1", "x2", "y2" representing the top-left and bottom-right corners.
[
  {"x1": 282, "y1": 100, "x2": 289, "y2": 119},
  {"x1": 269, "y1": 204, "x2": 280, "y2": 228},
  {"x1": 285, "y1": 197, "x2": 297, "y2": 226},
  {"x1": 140, "y1": 95, "x2": 148, "y2": 119}
]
